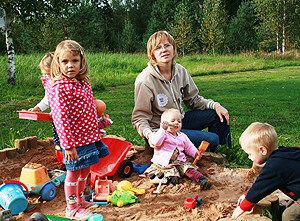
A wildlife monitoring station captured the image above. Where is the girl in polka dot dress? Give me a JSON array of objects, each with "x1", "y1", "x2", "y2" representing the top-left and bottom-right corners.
[{"x1": 42, "y1": 40, "x2": 109, "y2": 220}]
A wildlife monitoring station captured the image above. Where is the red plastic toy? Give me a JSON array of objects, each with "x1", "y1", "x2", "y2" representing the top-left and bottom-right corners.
[
  {"x1": 184, "y1": 194, "x2": 198, "y2": 209},
  {"x1": 18, "y1": 111, "x2": 52, "y2": 121},
  {"x1": 89, "y1": 137, "x2": 133, "y2": 188},
  {"x1": 92, "y1": 176, "x2": 112, "y2": 202}
]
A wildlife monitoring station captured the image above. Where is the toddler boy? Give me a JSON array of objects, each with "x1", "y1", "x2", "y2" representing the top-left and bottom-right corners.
[{"x1": 232, "y1": 122, "x2": 300, "y2": 220}]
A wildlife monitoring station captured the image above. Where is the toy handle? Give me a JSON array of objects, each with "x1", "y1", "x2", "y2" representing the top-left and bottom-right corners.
[
  {"x1": 3, "y1": 180, "x2": 29, "y2": 198},
  {"x1": 192, "y1": 158, "x2": 198, "y2": 166},
  {"x1": 192, "y1": 141, "x2": 210, "y2": 166},
  {"x1": 192, "y1": 154, "x2": 202, "y2": 166},
  {"x1": 131, "y1": 188, "x2": 145, "y2": 195}
]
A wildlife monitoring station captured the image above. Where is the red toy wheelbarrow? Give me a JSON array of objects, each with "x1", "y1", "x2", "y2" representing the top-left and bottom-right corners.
[
  {"x1": 54, "y1": 137, "x2": 133, "y2": 188},
  {"x1": 89, "y1": 137, "x2": 133, "y2": 188}
]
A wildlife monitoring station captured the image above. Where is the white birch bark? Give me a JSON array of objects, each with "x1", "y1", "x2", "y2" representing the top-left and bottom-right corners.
[
  {"x1": 4, "y1": 9, "x2": 16, "y2": 85},
  {"x1": 276, "y1": 31, "x2": 279, "y2": 54},
  {"x1": 282, "y1": 0, "x2": 286, "y2": 54}
]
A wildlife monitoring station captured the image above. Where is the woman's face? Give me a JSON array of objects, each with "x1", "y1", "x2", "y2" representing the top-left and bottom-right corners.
[{"x1": 153, "y1": 39, "x2": 174, "y2": 66}]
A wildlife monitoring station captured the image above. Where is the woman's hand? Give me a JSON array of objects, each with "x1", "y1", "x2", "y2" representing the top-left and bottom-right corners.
[
  {"x1": 65, "y1": 147, "x2": 78, "y2": 161},
  {"x1": 215, "y1": 103, "x2": 229, "y2": 125}
]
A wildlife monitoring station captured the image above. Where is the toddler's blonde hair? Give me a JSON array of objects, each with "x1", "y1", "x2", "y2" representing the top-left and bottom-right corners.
[
  {"x1": 239, "y1": 122, "x2": 278, "y2": 151},
  {"x1": 39, "y1": 52, "x2": 54, "y2": 76},
  {"x1": 161, "y1": 108, "x2": 181, "y2": 122},
  {"x1": 51, "y1": 40, "x2": 88, "y2": 82},
  {"x1": 147, "y1": 31, "x2": 177, "y2": 67}
]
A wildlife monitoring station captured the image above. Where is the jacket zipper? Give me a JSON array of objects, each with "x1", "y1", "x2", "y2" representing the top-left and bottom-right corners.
[{"x1": 169, "y1": 80, "x2": 180, "y2": 111}]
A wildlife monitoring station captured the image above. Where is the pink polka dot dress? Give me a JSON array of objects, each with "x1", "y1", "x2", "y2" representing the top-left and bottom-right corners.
[{"x1": 42, "y1": 76, "x2": 101, "y2": 150}]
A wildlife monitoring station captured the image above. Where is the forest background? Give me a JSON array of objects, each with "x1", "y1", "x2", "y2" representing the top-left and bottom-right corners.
[
  {"x1": 0, "y1": 0, "x2": 299, "y2": 166},
  {"x1": 1, "y1": 0, "x2": 299, "y2": 56}
]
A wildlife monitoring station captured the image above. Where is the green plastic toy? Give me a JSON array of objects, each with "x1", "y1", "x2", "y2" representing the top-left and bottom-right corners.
[
  {"x1": 45, "y1": 215, "x2": 72, "y2": 221},
  {"x1": 107, "y1": 190, "x2": 139, "y2": 207},
  {"x1": 29, "y1": 212, "x2": 72, "y2": 221}
]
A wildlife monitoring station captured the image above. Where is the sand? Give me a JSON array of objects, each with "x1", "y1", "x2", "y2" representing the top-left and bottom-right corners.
[{"x1": 0, "y1": 137, "x2": 275, "y2": 221}]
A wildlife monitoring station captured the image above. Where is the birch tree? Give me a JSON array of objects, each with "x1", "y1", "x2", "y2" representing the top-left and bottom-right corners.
[
  {"x1": 253, "y1": 0, "x2": 295, "y2": 53},
  {"x1": 0, "y1": 8, "x2": 16, "y2": 85},
  {"x1": 0, "y1": 0, "x2": 80, "y2": 85}
]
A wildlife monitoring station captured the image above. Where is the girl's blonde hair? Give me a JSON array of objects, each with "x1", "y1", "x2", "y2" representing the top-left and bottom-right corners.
[
  {"x1": 39, "y1": 52, "x2": 54, "y2": 76},
  {"x1": 147, "y1": 31, "x2": 177, "y2": 67},
  {"x1": 239, "y1": 122, "x2": 278, "y2": 151},
  {"x1": 51, "y1": 40, "x2": 88, "y2": 82}
]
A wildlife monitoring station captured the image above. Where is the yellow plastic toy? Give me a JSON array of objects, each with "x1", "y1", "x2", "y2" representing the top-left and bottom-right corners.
[{"x1": 117, "y1": 180, "x2": 145, "y2": 195}]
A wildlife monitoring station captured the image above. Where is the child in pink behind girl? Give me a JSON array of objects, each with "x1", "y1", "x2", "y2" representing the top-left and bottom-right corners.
[
  {"x1": 145, "y1": 108, "x2": 211, "y2": 190},
  {"x1": 42, "y1": 40, "x2": 109, "y2": 220}
]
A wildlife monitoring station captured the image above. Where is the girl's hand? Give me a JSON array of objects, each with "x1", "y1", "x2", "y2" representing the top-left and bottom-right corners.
[
  {"x1": 65, "y1": 147, "x2": 78, "y2": 161},
  {"x1": 160, "y1": 121, "x2": 169, "y2": 130},
  {"x1": 28, "y1": 106, "x2": 42, "y2": 112},
  {"x1": 215, "y1": 103, "x2": 229, "y2": 125}
]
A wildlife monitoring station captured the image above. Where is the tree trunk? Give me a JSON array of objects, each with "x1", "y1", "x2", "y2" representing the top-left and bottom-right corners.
[
  {"x1": 282, "y1": 0, "x2": 286, "y2": 54},
  {"x1": 276, "y1": 30, "x2": 279, "y2": 54},
  {"x1": 5, "y1": 10, "x2": 16, "y2": 85}
]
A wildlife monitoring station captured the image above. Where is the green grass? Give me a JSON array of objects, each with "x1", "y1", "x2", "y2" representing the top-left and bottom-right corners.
[{"x1": 0, "y1": 53, "x2": 299, "y2": 167}]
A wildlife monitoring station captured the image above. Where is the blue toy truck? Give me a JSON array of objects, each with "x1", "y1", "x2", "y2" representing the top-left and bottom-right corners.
[{"x1": 19, "y1": 163, "x2": 66, "y2": 201}]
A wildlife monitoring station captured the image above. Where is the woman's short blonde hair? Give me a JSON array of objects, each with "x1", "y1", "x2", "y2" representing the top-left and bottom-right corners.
[
  {"x1": 239, "y1": 122, "x2": 278, "y2": 151},
  {"x1": 51, "y1": 40, "x2": 88, "y2": 82},
  {"x1": 147, "y1": 31, "x2": 177, "y2": 67}
]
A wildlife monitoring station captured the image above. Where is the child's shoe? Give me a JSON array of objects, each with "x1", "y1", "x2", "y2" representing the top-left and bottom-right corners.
[
  {"x1": 198, "y1": 176, "x2": 212, "y2": 190},
  {"x1": 79, "y1": 200, "x2": 99, "y2": 209},
  {"x1": 168, "y1": 176, "x2": 179, "y2": 185},
  {"x1": 148, "y1": 173, "x2": 156, "y2": 180},
  {"x1": 148, "y1": 172, "x2": 168, "y2": 184},
  {"x1": 66, "y1": 206, "x2": 93, "y2": 220}
]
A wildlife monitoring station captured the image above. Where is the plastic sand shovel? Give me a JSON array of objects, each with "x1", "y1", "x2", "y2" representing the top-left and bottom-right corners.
[
  {"x1": 192, "y1": 141, "x2": 210, "y2": 166},
  {"x1": 117, "y1": 180, "x2": 145, "y2": 195}
]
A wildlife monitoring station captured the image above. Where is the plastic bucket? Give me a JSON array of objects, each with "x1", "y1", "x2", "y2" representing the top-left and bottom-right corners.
[{"x1": 0, "y1": 180, "x2": 28, "y2": 215}]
